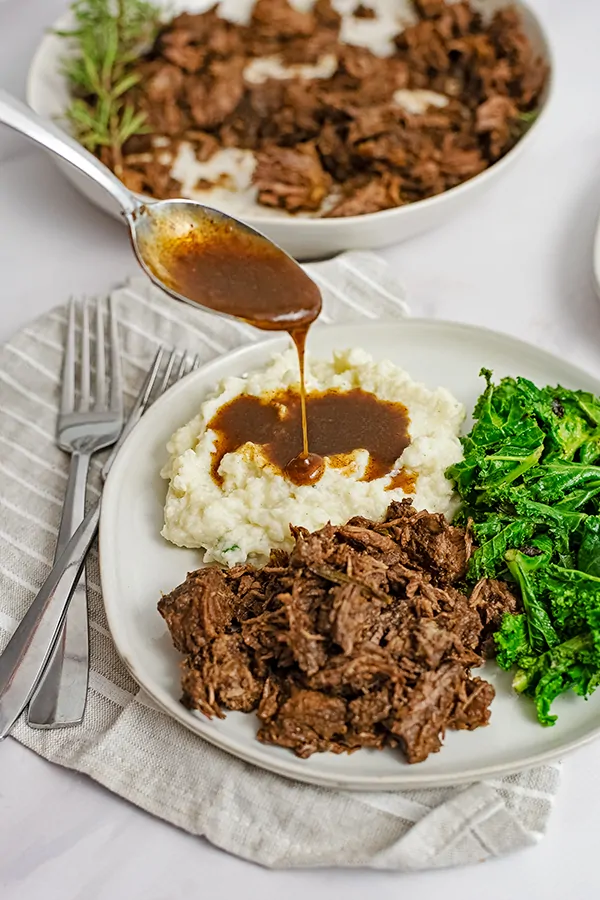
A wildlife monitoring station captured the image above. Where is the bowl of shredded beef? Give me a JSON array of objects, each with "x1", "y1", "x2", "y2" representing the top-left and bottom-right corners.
[
  {"x1": 28, "y1": 0, "x2": 552, "y2": 258},
  {"x1": 158, "y1": 500, "x2": 519, "y2": 764}
]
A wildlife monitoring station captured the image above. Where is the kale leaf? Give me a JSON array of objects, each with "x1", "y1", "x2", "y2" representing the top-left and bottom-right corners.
[{"x1": 450, "y1": 369, "x2": 600, "y2": 725}]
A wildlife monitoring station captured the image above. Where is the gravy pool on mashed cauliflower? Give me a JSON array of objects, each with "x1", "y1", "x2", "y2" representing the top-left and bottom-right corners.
[{"x1": 161, "y1": 348, "x2": 464, "y2": 566}]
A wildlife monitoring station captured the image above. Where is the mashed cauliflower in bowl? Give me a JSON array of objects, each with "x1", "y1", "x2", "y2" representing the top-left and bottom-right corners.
[{"x1": 161, "y1": 347, "x2": 464, "y2": 566}]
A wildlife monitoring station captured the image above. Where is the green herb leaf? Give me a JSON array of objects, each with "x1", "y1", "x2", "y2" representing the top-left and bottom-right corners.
[{"x1": 58, "y1": 0, "x2": 161, "y2": 160}]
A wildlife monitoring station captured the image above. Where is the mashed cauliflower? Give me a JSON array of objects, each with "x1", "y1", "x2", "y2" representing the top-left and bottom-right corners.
[{"x1": 161, "y1": 348, "x2": 464, "y2": 566}]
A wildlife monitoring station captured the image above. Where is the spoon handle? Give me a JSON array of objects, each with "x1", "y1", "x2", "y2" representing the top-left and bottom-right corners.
[{"x1": 0, "y1": 89, "x2": 138, "y2": 215}]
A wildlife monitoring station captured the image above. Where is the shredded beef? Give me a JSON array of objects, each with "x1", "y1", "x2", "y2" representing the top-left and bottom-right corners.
[
  {"x1": 388, "y1": 661, "x2": 465, "y2": 762},
  {"x1": 469, "y1": 577, "x2": 519, "y2": 657},
  {"x1": 257, "y1": 689, "x2": 348, "y2": 757},
  {"x1": 106, "y1": 0, "x2": 547, "y2": 216},
  {"x1": 181, "y1": 634, "x2": 264, "y2": 716},
  {"x1": 159, "y1": 501, "x2": 519, "y2": 764},
  {"x1": 353, "y1": 3, "x2": 377, "y2": 18},
  {"x1": 253, "y1": 143, "x2": 331, "y2": 212}
]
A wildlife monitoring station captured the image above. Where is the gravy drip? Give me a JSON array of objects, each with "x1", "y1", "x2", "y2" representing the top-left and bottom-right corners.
[
  {"x1": 207, "y1": 388, "x2": 411, "y2": 488},
  {"x1": 286, "y1": 327, "x2": 325, "y2": 484}
]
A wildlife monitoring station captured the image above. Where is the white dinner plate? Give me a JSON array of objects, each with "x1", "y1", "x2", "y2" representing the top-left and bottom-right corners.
[
  {"x1": 26, "y1": 0, "x2": 553, "y2": 260},
  {"x1": 592, "y1": 214, "x2": 600, "y2": 301},
  {"x1": 100, "y1": 320, "x2": 600, "y2": 790}
]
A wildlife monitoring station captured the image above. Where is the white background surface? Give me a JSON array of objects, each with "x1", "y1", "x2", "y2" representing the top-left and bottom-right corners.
[{"x1": 1, "y1": 0, "x2": 600, "y2": 896}]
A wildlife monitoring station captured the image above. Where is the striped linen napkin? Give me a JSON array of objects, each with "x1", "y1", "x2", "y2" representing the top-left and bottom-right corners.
[{"x1": 0, "y1": 251, "x2": 560, "y2": 869}]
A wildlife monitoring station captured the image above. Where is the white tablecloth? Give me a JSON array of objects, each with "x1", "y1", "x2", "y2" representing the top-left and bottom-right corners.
[{"x1": 1, "y1": 0, "x2": 600, "y2": 896}]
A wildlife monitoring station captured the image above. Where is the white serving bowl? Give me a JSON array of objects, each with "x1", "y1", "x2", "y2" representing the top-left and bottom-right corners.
[{"x1": 27, "y1": 0, "x2": 553, "y2": 260}]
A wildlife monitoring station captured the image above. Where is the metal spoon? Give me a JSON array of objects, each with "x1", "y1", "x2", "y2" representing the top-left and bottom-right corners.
[{"x1": 0, "y1": 89, "x2": 301, "y2": 317}]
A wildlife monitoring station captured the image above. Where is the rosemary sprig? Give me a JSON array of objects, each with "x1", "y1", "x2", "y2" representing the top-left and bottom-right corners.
[{"x1": 58, "y1": 0, "x2": 162, "y2": 174}]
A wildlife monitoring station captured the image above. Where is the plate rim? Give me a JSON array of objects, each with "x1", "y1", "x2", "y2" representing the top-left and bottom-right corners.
[
  {"x1": 99, "y1": 318, "x2": 600, "y2": 790},
  {"x1": 592, "y1": 206, "x2": 600, "y2": 301},
  {"x1": 26, "y1": 0, "x2": 555, "y2": 233}
]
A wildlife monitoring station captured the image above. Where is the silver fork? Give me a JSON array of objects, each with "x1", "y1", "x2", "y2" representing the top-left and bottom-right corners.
[
  {"x1": 27, "y1": 297, "x2": 123, "y2": 729},
  {"x1": 0, "y1": 347, "x2": 200, "y2": 740}
]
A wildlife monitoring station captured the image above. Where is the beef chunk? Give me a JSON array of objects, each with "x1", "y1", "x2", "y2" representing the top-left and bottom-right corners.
[
  {"x1": 145, "y1": 63, "x2": 185, "y2": 104},
  {"x1": 117, "y1": 155, "x2": 182, "y2": 198},
  {"x1": 353, "y1": 3, "x2": 376, "y2": 19},
  {"x1": 389, "y1": 662, "x2": 464, "y2": 763},
  {"x1": 280, "y1": 591, "x2": 328, "y2": 675},
  {"x1": 130, "y1": 62, "x2": 188, "y2": 135},
  {"x1": 314, "y1": 0, "x2": 342, "y2": 29},
  {"x1": 159, "y1": 501, "x2": 514, "y2": 764},
  {"x1": 346, "y1": 688, "x2": 392, "y2": 749},
  {"x1": 181, "y1": 634, "x2": 264, "y2": 716},
  {"x1": 253, "y1": 144, "x2": 331, "y2": 213},
  {"x1": 257, "y1": 690, "x2": 348, "y2": 757},
  {"x1": 306, "y1": 643, "x2": 400, "y2": 693},
  {"x1": 250, "y1": 0, "x2": 315, "y2": 40},
  {"x1": 348, "y1": 689, "x2": 391, "y2": 731},
  {"x1": 328, "y1": 583, "x2": 382, "y2": 654},
  {"x1": 158, "y1": 10, "x2": 245, "y2": 69},
  {"x1": 394, "y1": 509, "x2": 473, "y2": 584},
  {"x1": 184, "y1": 130, "x2": 220, "y2": 162},
  {"x1": 158, "y1": 567, "x2": 234, "y2": 653},
  {"x1": 469, "y1": 577, "x2": 520, "y2": 657},
  {"x1": 185, "y1": 59, "x2": 246, "y2": 129},
  {"x1": 325, "y1": 174, "x2": 403, "y2": 218},
  {"x1": 242, "y1": 607, "x2": 288, "y2": 661},
  {"x1": 449, "y1": 676, "x2": 495, "y2": 730},
  {"x1": 410, "y1": 619, "x2": 459, "y2": 668},
  {"x1": 337, "y1": 524, "x2": 405, "y2": 564},
  {"x1": 475, "y1": 95, "x2": 520, "y2": 158}
]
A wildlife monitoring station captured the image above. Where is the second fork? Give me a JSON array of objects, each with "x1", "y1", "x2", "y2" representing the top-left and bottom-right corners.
[{"x1": 27, "y1": 297, "x2": 123, "y2": 728}]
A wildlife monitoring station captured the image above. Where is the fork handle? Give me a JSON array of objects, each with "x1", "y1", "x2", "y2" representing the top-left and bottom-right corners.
[
  {"x1": 0, "y1": 503, "x2": 100, "y2": 739},
  {"x1": 57, "y1": 452, "x2": 90, "y2": 556},
  {"x1": 27, "y1": 452, "x2": 91, "y2": 727}
]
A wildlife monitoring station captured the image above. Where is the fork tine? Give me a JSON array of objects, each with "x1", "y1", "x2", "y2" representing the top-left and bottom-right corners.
[
  {"x1": 192, "y1": 354, "x2": 202, "y2": 371},
  {"x1": 157, "y1": 349, "x2": 179, "y2": 396},
  {"x1": 80, "y1": 299, "x2": 91, "y2": 412},
  {"x1": 61, "y1": 299, "x2": 76, "y2": 415},
  {"x1": 101, "y1": 347, "x2": 165, "y2": 482},
  {"x1": 176, "y1": 354, "x2": 189, "y2": 380},
  {"x1": 140, "y1": 347, "x2": 165, "y2": 410},
  {"x1": 95, "y1": 297, "x2": 107, "y2": 409},
  {"x1": 108, "y1": 296, "x2": 123, "y2": 416}
]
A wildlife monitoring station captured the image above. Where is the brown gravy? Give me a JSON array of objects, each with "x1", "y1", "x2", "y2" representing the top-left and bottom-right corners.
[{"x1": 207, "y1": 388, "x2": 411, "y2": 487}]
